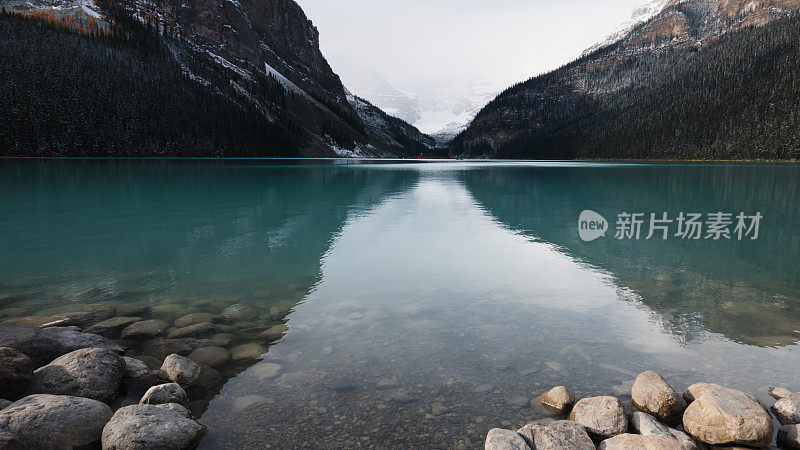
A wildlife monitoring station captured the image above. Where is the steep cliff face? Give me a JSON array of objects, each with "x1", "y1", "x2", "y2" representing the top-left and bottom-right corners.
[
  {"x1": 1, "y1": 0, "x2": 433, "y2": 156},
  {"x1": 452, "y1": 0, "x2": 800, "y2": 160}
]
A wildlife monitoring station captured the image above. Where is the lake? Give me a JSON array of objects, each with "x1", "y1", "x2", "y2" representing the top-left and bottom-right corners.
[{"x1": 1, "y1": 159, "x2": 799, "y2": 448}]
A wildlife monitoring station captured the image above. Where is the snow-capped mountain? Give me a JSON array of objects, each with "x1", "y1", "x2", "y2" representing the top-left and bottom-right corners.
[
  {"x1": 1, "y1": 0, "x2": 434, "y2": 157},
  {"x1": 582, "y1": 0, "x2": 674, "y2": 56}
]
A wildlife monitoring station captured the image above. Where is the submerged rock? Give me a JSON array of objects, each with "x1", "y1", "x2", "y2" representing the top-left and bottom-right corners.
[
  {"x1": 631, "y1": 370, "x2": 687, "y2": 421},
  {"x1": 230, "y1": 343, "x2": 265, "y2": 361},
  {"x1": 140, "y1": 383, "x2": 187, "y2": 406},
  {"x1": 485, "y1": 428, "x2": 531, "y2": 450},
  {"x1": 140, "y1": 339, "x2": 194, "y2": 360},
  {"x1": 158, "y1": 354, "x2": 200, "y2": 387},
  {"x1": 166, "y1": 323, "x2": 215, "y2": 339},
  {"x1": 0, "y1": 316, "x2": 68, "y2": 328},
  {"x1": 85, "y1": 317, "x2": 142, "y2": 337},
  {"x1": 251, "y1": 362, "x2": 282, "y2": 380},
  {"x1": 0, "y1": 347, "x2": 33, "y2": 399},
  {"x1": 222, "y1": 305, "x2": 255, "y2": 321},
  {"x1": 631, "y1": 411, "x2": 701, "y2": 450},
  {"x1": 0, "y1": 326, "x2": 123, "y2": 368},
  {"x1": 120, "y1": 320, "x2": 168, "y2": 339},
  {"x1": 517, "y1": 420, "x2": 593, "y2": 450},
  {"x1": 598, "y1": 433, "x2": 682, "y2": 449},
  {"x1": 187, "y1": 347, "x2": 230, "y2": 368},
  {"x1": 325, "y1": 378, "x2": 357, "y2": 393},
  {"x1": 101, "y1": 403, "x2": 206, "y2": 450},
  {"x1": 174, "y1": 313, "x2": 215, "y2": 328},
  {"x1": 682, "y1": 385, "x2": 772, "y2": 447},
  {"x1": 537, "y1": 386, "x2": 574, "y2": 416},
  {"x1": 28, "y1": 348, "x2": 125, "y2": 403},
  {"x1": 569, "y1": 396, "x2": 627, "y2": 439},
  {"x1": 261, "y1": 324, "x2": 289, "y2": 341},
  {"x1": 0, "y1": 394, "x2": 113, "y2": 450}
]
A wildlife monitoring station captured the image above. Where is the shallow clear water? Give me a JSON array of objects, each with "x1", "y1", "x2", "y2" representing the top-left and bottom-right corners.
[{"x1": 1, "y1": 159, "x2": 799, "y2": 448}]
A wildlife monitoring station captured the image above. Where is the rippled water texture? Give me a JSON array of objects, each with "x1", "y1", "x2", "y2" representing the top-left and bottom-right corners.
[{"x1": 1, "y1": 159, "x2": 799, "y2": 448}]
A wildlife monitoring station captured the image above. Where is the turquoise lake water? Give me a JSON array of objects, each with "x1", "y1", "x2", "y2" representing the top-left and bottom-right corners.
[{"x1": 1, "y1": 159, "x2": 799, "y2": 448}]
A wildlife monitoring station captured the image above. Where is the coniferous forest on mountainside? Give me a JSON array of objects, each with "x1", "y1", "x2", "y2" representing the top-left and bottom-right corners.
[
  {"x1": 0, "y1": 10, "x2": 314, "y2": 156},
  {"x1": 451, "y1": 14, "x2": 800, "y2": 160}
]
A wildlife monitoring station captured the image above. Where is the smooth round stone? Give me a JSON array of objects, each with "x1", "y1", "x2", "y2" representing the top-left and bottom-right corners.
[
  {"x1": 234, "y1": 395, "x2": 272, "y2": 411},
  {"x1": 507, "y1": 396, "x2": 530, "y2": 408},
  {"x1": 230, "y1": 343, "x2": 266, "y2": 362},
  {"x1": 140, "y1": 383, "x2": 187, "y2": 406},
  {"x1": 85, "y1": 317, "x2": 142, "y2": 337},
  {"x1": 166, "y1": 323, "x2": 214, "y2": 339},
  {"x1": 121, "y1": 320, "x2": 168, "y2": 339},
  {"x1": 221, "y1": 305, "x2": 255, "y2": 321},
  {"x1": 0, "y1": 394, "x2": 112, "y2": 449},
  {"x1": 631, "y1": 370, "x2": 686, "y2": 421},
  {"x1": 261, "y1": 324, "x2": 288, "y2": 341},
  {"x1": 187, "y1": 347, "x2": 230, "y2": 368},
  {"x1": 473, "y1": 383, "x2": 495, "y2": 394},
  {"x1": 158, "y1": 354, "x2": 200, "y2": 387},
  {"x1": 151, "y1": 304, "x2": 196, "y2": 320},
  {"x1": 174, "y1": 313, "x2": 215, "y2": 328},
  {"x1": 115, "y1": 303, "x2": 150, "y2": 317},
  {"x1": 485, "y1": 428, "x2": 530, "y2": 450},
  {"x1": 538, "y1": 386, "x2": 575, "y2": 415},
  {"x1": 101, "y1": 403, "x2": 206, "y2": 450},
  {"x1": 29, "y1": 348, "x2": 125, "y2": 403},
  {"x1": 682, "y1": 385, "x2": 773, "y2": 447},
  {"x1": 569, "y1": 396, "x2": 627, "y2": 439}
]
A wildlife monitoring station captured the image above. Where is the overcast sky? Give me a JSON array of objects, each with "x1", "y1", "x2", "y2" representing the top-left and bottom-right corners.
[{"x1": 296, "y1": 0, "x2": 651, "y2": 94}]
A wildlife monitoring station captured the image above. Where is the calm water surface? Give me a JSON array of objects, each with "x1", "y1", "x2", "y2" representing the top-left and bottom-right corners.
[{"x1": 1, "y1": 159, "x2": 799, "y2": 448}]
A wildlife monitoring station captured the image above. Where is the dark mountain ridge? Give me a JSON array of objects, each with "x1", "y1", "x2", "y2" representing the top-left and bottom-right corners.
[
  {"x1": 0, "y1": 0, "x2": 434, "y2": 157},
  {"x1": 451, "y1": 0, "x2": 800, "y2": 160}
]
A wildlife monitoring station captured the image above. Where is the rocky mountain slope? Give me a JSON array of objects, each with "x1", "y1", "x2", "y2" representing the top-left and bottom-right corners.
[
  {"x1": 451, "y1": 0, "x2": 800, "y2": 160},
  {"x1": 0, "y1": 0, "x2": 433, "y2": 157}
]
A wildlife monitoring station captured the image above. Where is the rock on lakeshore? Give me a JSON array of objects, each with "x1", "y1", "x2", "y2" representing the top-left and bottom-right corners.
[
  {"x1": 28, "y1": 348, "x2": 125, "y2": 403},
  {"x1": 0, "y1": 394, "x2": 113, "y2": 450},
  {"x1": 517, "y1": 420, "x2": 594, "y2": 449},
  {"x1": 778, "y1": 424, "x2": 800, "y2": 449},
  {"x1": 140, "y1": 383, "x2": 187, "y2": 406},
  {"x1": 158, "y1": 354, "x2": 201, "y2": 387},
  {"x1": 772, "y1": 393, "x2": 800, "y2": 425},
  {"x1": 569, "y1": 396, "x2": 628, "y2": 439},
  {"x1": 484, "y1": 428, "x2": 531, "y2": 450},
  {"x1": 0, "y1": 347, "x2": 33, "y2": 399},
  {"x1": 537, "y1": 386, "x2": 574, "y2": 416},
  {"x1": 682, "y1": 384, "x2": 773, "y2": 447},
  {"x1": 0, "y1": 326, "x2": 123, "y2": 368},
  {"x1": 598, "y1": 433, "x2": 682, "y2": 449},
  {"x1": 630, "y1": 411, "x2": 700, "y2": 450},
  {"x1": 101, "y1": 403, "x2": 206, "y2": 450},
  {"x1": 631, "y1": 370, "x2": 687, "y2": 421}
]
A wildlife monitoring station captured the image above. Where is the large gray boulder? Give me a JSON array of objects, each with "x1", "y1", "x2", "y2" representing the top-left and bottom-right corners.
[
  {"x1": 158, "y1": 354, "x2": 200, "y2": 387},
  {"x1": 0, "y1": 394, "x2": 113, "y2": 450},
  {"x1": 484, "y1": 428, "x2": 530, "y2": 450},
  {"x1": 140, "y1": 383, "x2": 187, "y2": 406},
  {"x1": 631, "y1": 371, "x2": 686, "y2": 421},
  {"x1": 772, "y1": 393, "x2": 800, "y2": 425},
  {"x1": 28, "y1": 348, "x2": 125, "y2": 403},
  {"x1": 101, "y1": 403, "x2": 206, "y2": 450},
  {"x1": 682, "y1": 385, "x2": 773, "y2": 447},
  {"x1": 0, "y1": 347, "x2": 33, "y2": 399},
  {"x1": 517, "y1": 420, "x2": 594, "y2": 449},
  {"x1": 569, "y1": 396, "x2": 628, "y2": 439},
  {"x1": 0, "y1": 326, "x2": 123, "y2": 368},
  {"x1": 631, "y1": 411, "x2": 702, "y2": 450},
  {"x1": 598, "y1": 433, "x2": 682, "y2": 449}
]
